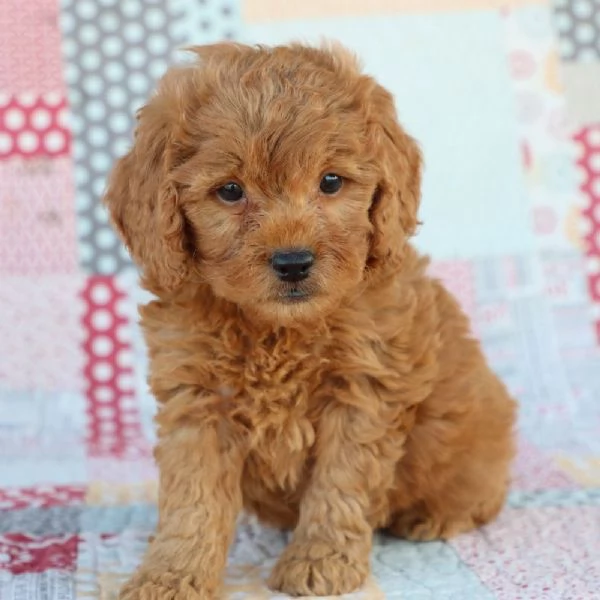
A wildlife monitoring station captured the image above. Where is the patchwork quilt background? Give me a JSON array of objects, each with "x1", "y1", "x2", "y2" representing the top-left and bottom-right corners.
[{"x1": 1, "y1": 0, "x2": 600, "y2": 598}]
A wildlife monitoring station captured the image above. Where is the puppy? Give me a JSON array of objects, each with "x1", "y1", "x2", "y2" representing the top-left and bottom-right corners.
[{"x1": 104, "y1": 42, "x2": 516, "y2": 599}]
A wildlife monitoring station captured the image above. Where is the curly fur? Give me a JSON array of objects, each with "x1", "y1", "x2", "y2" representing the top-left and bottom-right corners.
[{"x1": 103, "y1": 42, "x2": 517, "y2": 599}]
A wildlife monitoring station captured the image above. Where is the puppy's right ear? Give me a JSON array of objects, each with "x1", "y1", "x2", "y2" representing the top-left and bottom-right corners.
[{"x1": 103, "y1": 67, "x2": 197, "y2": 293}]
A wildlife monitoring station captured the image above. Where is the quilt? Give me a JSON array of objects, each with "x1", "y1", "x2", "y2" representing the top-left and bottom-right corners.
[{"x1": 1, "y1": 0, "x2": 600, "y2": 598}]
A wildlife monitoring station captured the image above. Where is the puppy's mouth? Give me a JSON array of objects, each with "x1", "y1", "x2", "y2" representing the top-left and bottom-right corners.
[
  {"x1": 275, "y1": 283, "x2": 315, "y2": 304},
  {"x1": 280, "y1": 287, "x2": 311, "y2": 303}
]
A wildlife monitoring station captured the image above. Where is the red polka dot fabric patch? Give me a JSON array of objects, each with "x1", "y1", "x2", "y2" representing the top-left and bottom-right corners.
[
  {"x1": 0, "y1": 94, "x2": 71, "y2": 159},
  {"x1": 574, "y1": 125, "x2": 600, "y2": 340},
  {"x1": 81, "y1": 277, "x2": 145, "y2": 457}
]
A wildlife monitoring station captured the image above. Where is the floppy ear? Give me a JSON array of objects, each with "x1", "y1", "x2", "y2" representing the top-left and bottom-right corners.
[
  {"x1": 367, "y1": 85, "x2": 422, "y2": 270},
  {"x1": 103, "y1": 67, "x2": 198, "y2": 293}
]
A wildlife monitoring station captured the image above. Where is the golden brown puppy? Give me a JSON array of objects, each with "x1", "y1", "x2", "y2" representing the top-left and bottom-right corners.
[{"x1": 104, "y1": 42, "x2": 516, "y2": 599}]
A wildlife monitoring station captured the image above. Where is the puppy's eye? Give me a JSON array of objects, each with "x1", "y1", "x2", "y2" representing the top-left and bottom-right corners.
[
  {"x1": 217, "y1": 182, "x2": 245, "y2": 203},
  {"x1": 319, "y1": 173, "x2": 343, "y2": 195}
]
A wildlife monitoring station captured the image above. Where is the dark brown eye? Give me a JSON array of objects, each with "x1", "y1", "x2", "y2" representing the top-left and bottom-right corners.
[
  {"x1": 217, "y1": 182, "x2": 245, "y2": 203},
  {"x1": 319, "y1": 173, "x2": 343, "y2": 195}
]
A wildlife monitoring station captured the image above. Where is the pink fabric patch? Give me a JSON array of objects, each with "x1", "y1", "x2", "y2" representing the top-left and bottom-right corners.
[
  {"x1": 0, "y1": 158, "x2": 77, "y2": 274},
  {"x1": 0, "y1": 94, "x2": 71, "y2": 159},
  {"x1": 452, "y1": 507, "x2": 600, "y2": 599},
  {"x1": 0, "y1": 535, "x2": 78, "y2": 575},
  {"x1": 428, "y1": 260, "x2": 476, "y2": 320},
  {"x1": 532, "y1": 205, "x2": 558, "y2": 236},
  {"x1": 87, "y1": 458, "x2": 157, "y2": 485},
  {"x1": 512, "y1": 439, "x2": 575, "y2": 491},
  {"x1": 0, "y1": 275, "x2": 86, "y2": 392},
  {"x1": 0, "y1": 486, "x2": 85, "y2": 511},
  {"x1": 509, "y1": 50, "x2": 537, "y2": 81},
  {"x1": 81, "y1": 277, "x2": 145, "y2": 457},
  {"x1": 0, "y1": 0, "x2": 64, "y2": 94}
]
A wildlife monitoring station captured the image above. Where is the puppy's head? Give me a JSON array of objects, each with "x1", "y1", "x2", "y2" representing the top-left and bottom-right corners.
[{"x1": 104, "y1": 43, "x2": 421, "y2": 326}]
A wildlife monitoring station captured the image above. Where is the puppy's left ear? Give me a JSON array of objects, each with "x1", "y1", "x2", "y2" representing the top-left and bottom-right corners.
[{"x1": 367, "y1": 84, "x2": 422, "y2": 270}]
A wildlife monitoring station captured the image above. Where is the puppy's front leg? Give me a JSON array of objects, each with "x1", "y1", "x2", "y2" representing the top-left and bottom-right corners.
[
  {"x1": 269, "y1": 403, "x2": 401, "y2": 596},
  {"x1": 120, "y1": 418, "x2": 245, "y2": 600}
]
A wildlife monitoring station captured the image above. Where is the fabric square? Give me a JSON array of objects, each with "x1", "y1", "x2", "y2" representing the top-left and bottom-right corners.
[
  {"x1": 452, "y1": 506, "x2": 600, "y2": 599},
  {"x1": 512, "y1": 439, "x2": 576, "y2": 491},
  {"x1": 0, "y1": 95, "x2": 71, "y2": 160},
  {"x1": 0, "y1": 534, "x2": 78, "y2": 575},
  {"x1": 0, "y1": 457, "x2": 87, "y2": 490},
  {"x1": 553, "y1": 0, "x2": 600, "y2": 62},
  {"x1": 81, "y1": 276, "x2": 146, "y2": 457},
  {"x1": 372, "y1": 536, "x2": 494, "y2": 599},
  {"x1": 85, "y1": 463, "x2": 157, "y2": 499},
  {"x1": 503, "y1": 4, "x2": 583, "y2": 254},
  {"x1": 0, "y1": 0, "x2": 65, "y2": 94},
  {"x1": 0, "y1": 390, "x2": 87, "y2": 488},
  {"x1": 428, "y1": 260, "x2": 477, "y2": 320},
  {"x1": 0, "y1": 276, "x2": 86, "y2": 392},
  {"x1": 0, "y1": 158, "x2": 77, "y2": 274},
  {"x1": 114, "y1": 270, "x2": 157, "y2": 446},
  {"x1": 0, "y1": 571, "x2": 74, "y2": 600},
  {"x1": 574, "y1": 125, "x2": 600, "y2": 340},
  {"x1": 59, "y1": 0, "x2": 185, "y2": 276},
  {"x1": 173, "y1": 0, "x2": 239, "y2": 44},
  {"x1": 0, "y1": 391, "x2": 84, "y2": 449},
  {"x1": 79, "y1": 505, "x2": 157, "y2": 535},
  {"x1": 0, "y1": 507, "x2": 81, "y2": 536},
  {"x1": 560, "y1": 62, "x2": 600, "y2": 124},
  {"x1": 555, "y1": 455, "x2": 600, "y2": 486},
  {"x1": 540, "y1": 251, "x2": 591, "y2": 306}
]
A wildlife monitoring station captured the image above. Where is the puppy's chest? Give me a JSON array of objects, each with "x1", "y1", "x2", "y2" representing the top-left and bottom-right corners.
[{"x1": 220, "y1": 336, "x2": 327, "y2": 489}]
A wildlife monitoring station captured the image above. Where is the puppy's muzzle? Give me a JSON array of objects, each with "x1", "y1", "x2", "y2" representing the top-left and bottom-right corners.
[{"x1": 271, "y1": 250, "x2": 314, "y2": 283}]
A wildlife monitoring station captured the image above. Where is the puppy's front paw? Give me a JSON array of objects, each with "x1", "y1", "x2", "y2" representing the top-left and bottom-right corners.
[
  {"x1": 119, "y1": 570, "x2": 216, "y2": 600},
  {"x1": 268, "y1": 540, "x2": 369, "y2": 596}
]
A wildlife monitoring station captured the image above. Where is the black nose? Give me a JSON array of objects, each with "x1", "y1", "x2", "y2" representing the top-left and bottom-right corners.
[{"x1": 271, "y1": 250, "x2": 314, "y2": 282}]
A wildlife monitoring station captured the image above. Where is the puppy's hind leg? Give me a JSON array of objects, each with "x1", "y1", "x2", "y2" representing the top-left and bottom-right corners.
[{"x1": 387, "y1": 490, "x2": 506, "y2": 542}]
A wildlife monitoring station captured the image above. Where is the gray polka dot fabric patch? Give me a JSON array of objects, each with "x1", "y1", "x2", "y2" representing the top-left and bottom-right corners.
[
  {"x1": 60, "y1": 0, "x2": 240, "y2": 275},
  {"x1": 553, "y1": 0, "x2": 600, "y2": 62}
]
